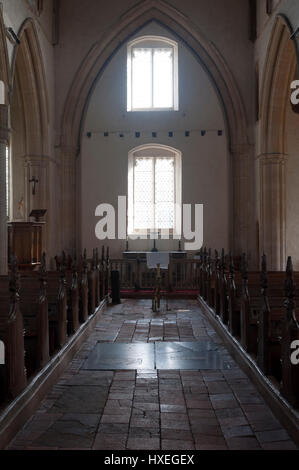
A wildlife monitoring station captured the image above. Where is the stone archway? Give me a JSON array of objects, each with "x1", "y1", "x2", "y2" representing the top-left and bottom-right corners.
[
  {"x1": 60, "y1": 0, "x2": 250, "y2": 257},
  {"x1": 259, "y1": 15, "x2": 298, "y2": 270},
  {"x1": 10, "y1": 19, "x2": 50, "y2": 254}
]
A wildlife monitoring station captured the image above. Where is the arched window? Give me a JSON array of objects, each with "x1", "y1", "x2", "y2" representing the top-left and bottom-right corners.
[
  {"x1": 127, "y1": 36, "x2": 179, "y2": 111},
  {"x1": 128, "y1": 144, "x2": 182, "y2": 236}
]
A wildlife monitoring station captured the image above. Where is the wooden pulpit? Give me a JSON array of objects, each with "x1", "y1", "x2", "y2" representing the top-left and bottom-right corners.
[{"x1": 8, "y1": 221, "x2": 44, "y2": 270}]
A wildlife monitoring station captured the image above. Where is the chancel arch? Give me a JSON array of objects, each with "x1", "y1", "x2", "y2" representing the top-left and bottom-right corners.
[
  {"x1": 60, "y1": 0, "x2": 251, "y2": 261},
  {"x1": 79, "y1": 19, "x2": 232, "y2": 258}
]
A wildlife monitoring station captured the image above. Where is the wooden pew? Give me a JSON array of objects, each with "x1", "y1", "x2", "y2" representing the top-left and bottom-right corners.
[
  {"x1": 238, "y1": 256, "x2": 299, "y2": 360},
  {"x1": 21, "y1": 267, "x2": 67, "y2": 354},
  {"x1": 0, "y1": 257, "x2": 26, "y2": 401},
  {"x1": 213, "y1": 250, "x2": 221, "y2": 316},
  {"x1": 87, "y1": 249, "x2": 96, "y2": 315},
  {"x1": 104, "y1": 247, "x2": 110, "y2": 299},
  {"x1": 79, "y1": 251, "x2": 88, "y2": 323},
  {"x1": 206, "y1": 249, "x2": 214, "y2": 308},
  {"x1": 99, "y1": 246, "x2": 105, "y2": 302},
  {"x1": 227, "y1": 254, "x2": 241, "y2": 337},
  {"x1": 54, "y1": 250, "x2": 90, "y2": 325},
  {"x1": 94, "y1": 248, "x2": 100, "y2": 308},
  {"x1": 256, "y1": 255, "x2": 299, "y2": 382},
  {"x1": 218, "y1": 250, "x2": 229, "y2": 324},
  {"x1": 20, "y1": 254, "x2": 49, "y2": 376},
  {"x1": 57, "y1": 252, "x2": 80, "y2": 335},
  {"x1": 280, "y1": 257, "x2": 299, "y2": 408},
  {"x1": 65, "y1": 257, "x2": 80, "y2": 335},
  {"x1": 199, "y1": 247, "x2": 299, "y2": 408}
]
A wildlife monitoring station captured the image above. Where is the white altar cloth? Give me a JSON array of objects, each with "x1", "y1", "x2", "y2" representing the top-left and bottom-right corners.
[{"x1": 146, "y1": 252, "x2": 170, "y2": 270}]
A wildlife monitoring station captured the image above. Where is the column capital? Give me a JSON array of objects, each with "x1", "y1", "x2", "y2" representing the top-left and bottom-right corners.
[
  {"x1": 23, "y1": 154, "x2": 52, "y2": 167},
  {"x1": 257, "y1": 153, "x2": 287, "y2": 164}
]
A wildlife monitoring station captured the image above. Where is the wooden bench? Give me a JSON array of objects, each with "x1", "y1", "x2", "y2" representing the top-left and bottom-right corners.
[
  {"x1": 0, "y1": 260, "x2": 26, "y2": 401},
  {"x1": 199, "y1": 248, "x2": 299, "y2": 409},
  {"x1": 21, "y1": 270, "x2": 67, "y2": 355},
  {"x1": 20, "y1": 267, "x2": 49, "y2": 377}
]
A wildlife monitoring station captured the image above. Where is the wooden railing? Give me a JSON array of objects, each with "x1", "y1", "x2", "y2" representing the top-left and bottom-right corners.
[{"x1": 110, "y1": 258, "x2": 201, "y2": 291}]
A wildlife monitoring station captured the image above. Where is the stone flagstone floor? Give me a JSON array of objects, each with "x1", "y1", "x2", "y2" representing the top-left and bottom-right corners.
[{"x1": 6, "y1": 299, "x2": 298, "y2": 450}]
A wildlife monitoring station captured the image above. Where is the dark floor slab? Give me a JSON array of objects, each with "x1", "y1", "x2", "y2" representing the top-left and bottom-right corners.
[
  {"x1": 82, "y1": 341, "x2": 232, "y2": 371},
  {"x1": 83, "y1": 342, "x2": 155, "y2": 370},
  {"x1": 155, "y1": 342, "x2": 232, "y2": 370}
]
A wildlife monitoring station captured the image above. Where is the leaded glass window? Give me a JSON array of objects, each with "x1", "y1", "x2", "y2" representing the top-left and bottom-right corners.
[{"x1": 133, "y1": 156, "x2": 175, "y2": 231}]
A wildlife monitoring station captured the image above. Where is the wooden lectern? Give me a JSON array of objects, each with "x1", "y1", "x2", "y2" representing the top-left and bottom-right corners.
[{"x1": 8, "y1": 210, "x2": 46, "y2": 270}]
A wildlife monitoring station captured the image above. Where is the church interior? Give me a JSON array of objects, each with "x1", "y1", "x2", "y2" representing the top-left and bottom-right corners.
[{"x1": 0, "y1": 0, "x2": 298, "y2": 452}]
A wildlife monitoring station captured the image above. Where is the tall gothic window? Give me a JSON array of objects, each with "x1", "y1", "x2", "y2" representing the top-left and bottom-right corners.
[
  {"x1": 128, "y1": 145, "x2": 182, "y2": 236},
  {"x1": 127, "y1": 36, "x2": 179, "y2": 111}
]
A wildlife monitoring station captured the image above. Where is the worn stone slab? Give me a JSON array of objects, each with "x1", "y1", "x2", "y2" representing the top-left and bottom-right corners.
[
  {"x1": 83, "y1": 343, "x2": 155, "y2": 370},
  {"x1": 33, "y1": 414, "x2": 99, "y2": 449},
  {"x1": 51, "y1": 386, "x2": 109, "y2": 413}
]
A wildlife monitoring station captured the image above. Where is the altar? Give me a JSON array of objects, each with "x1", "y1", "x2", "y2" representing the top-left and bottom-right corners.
[{"x1": 123, "y1": 251, "x2": 187, "y2": 261}]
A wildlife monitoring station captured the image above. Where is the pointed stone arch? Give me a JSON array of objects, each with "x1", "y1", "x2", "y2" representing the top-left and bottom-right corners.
[
  {"x1": 259, "y1": 15, "x2": 298, "y2": 269},
  {"x1": 60, "y1": 0, "x2": 250, "y2": 255},
  {"x1": 11, "y1": 18, "x2": 49, "y2": 156},
  {"x1": 10, "y1": 18, "x2": 50, "y2": 254},
  {"x1": 260, "y1": 15, "x2": 298, "y2": 156}
]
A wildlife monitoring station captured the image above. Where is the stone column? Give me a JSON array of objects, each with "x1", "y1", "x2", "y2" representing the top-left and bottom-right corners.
[
  {"x1": 60, "y1": 145, "x2": 77, "y2": 255},
  {"x1": 259, "y1": 153, "x2": 286, "y2": 270},
  {"x1": 0, "y1": 104, "x2": 9, "y2": 274},
  {"x1": 231, "y1": 144, "x2": 256, "y2": 266}
]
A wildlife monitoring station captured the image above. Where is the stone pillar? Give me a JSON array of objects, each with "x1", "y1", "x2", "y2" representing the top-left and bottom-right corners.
[
  {"x1": 231, "y1": 144, "x2": 255, "y2": 266},
  {"x1": 259, "y1": 153, "x2": 286, "y2": 270},
  {"x1": 0, "y1": 104, "x2": 9, "y2": 274},
  {"x1": 60, "y1": 145, "x2": 77, "y2": 255}
]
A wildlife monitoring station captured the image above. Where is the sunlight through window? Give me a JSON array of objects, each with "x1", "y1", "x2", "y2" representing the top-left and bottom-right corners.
[
  {"x1": 127, "y1": 36, "x2": 178, "y2": 111},
  {"x1": 133, "y1": 156, "x2": 175, "y2": 230},
  {"x1": 128, "y1": 145, "x2": 182, "y2": 237}
]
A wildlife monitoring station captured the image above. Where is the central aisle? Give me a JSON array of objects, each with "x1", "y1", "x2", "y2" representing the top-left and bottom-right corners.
[{"x1": 7, "y1": 300, "x2": 297, "y2": 450}]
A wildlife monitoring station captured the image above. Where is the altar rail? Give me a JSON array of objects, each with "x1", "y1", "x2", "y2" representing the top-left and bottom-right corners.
[{"x1": 110, "y1": 258, "x2": 201, "y2": 292}]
